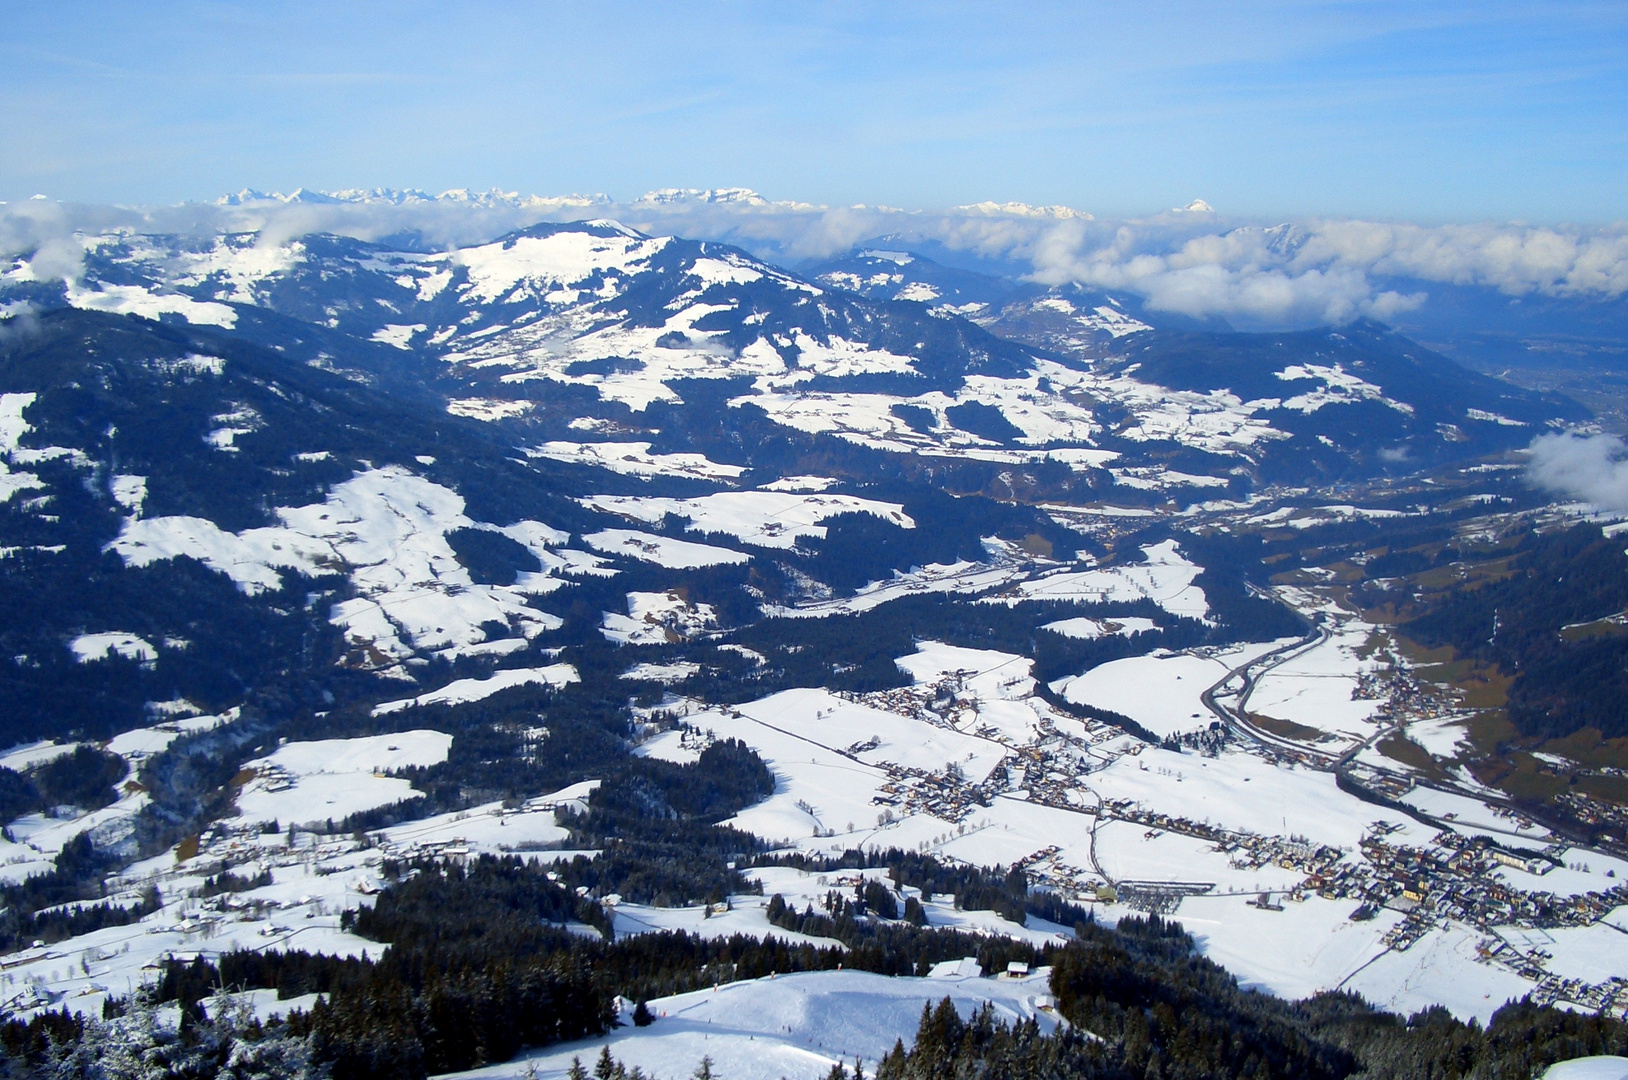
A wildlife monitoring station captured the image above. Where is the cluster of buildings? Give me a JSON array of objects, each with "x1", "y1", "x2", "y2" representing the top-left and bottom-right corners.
[
  {"x1": 842, "y1": 679, "x2": 1133, "y2": 825},
  {"x1": 1353, "y1": 666, "x2": 1449, "y2": 723},
  {"x1": 870, "y1": 761, "x2": 994, "y2": 825},
  {"x1": 1556, "y1": 790, "x2": 1628, "y2": 844},
  {"x1": 1526, "y1": 971, "x2": 1628, "y2": 1018}
]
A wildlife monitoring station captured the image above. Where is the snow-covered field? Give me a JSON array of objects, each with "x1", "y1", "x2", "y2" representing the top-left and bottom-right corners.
[
  {"x1": 0, "y1": 711, "x2": 237, "y2": 884},
  {"x1": 103, "y1": 710, "x2": 234, "y2": 764},
  {"x1": 68, "y1": 632, "x2": 158, "y2": 666},
  {"x1": 991, "y1": 540, "x2": 1209, "y2": 621},
  {"x1": 1545, "y1": 1059, "x2": 1628, "y2": 1080},
  {"x1": 527, "y1": 441, "x2": 746, "y2": 482},
  {"x1": 235, "y1": 731, "x2": 453, "y2": 826},
  {"x1": 0, "y1": 760, "x2": 608, "y2": 1021},
  {"x1": 734, "y1": 384, "x2": 1109, "y2": 465},
  {"x1": 581, "y1": 491, "x2": 912, "y2": 549},
  {"x1": 603, "y1": 590, "x2": 719, "y2": 645},
  {"x1": 2, "y1": 791, "x2": 149, "y2": 885},
  {"x1": 0, "y1": 740, "x2": 83, "y2": 772},
  {"x1": 373, "y1": 664, "x2": 580, "y2": 715},
  {"x1": 761, "y1": 558, "x2": 1029, "y2": 619},
  {"x1": 0, "y1": 826, "x2": 388, "y2": 1018},
  {"x1": 658, "y1": 686, "x2": 1010, "y2": 846},
  {"x1": 376, "y1": 800, "x2": 571, "y2": 853},
  {"x1": 0, "y1": 391, "x2": 90, "y2": 507},
  {"x1": 448, "y1": 967, "x2": 1063, "y2": 1080},
  {"x1": 1042, "y1": 615, "x2": 1161, "y2": 640},
  {"x1": 109, "y1": 467, "x2": 583, "y2": 675},
  {"x1": 583, "y1": 528, "x2": 750, "y2": 568},
  {"x1": 632, "y1": 633, "x2": 1628, "y2": 1024},
  {"x1": 1247, "y1": 620, "x2": 1387, "y2": 746},
  {"x1": 622, "y1": 661, "x2": 703, "y2": 684},
  {"x1": 1053, "y1": 641, "x2": 1288, "y2": 738}
]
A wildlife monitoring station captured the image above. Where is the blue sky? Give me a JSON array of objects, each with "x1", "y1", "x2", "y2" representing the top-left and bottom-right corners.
[{"x1": 3, "y1": 1, "x2": 1624, "y2": 221}]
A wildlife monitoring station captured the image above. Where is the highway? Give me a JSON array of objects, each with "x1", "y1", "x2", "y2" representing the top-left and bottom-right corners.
[{"x1": 1195, "y1": 601, "x2": 1615, "y2": 852}]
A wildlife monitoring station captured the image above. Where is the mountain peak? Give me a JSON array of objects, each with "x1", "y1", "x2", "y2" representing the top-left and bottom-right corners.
[
  {"x1": 635, "y1": 187, "x2": 769, "y2": 207},
  {"x1": 955, "y1": 200, "x2": 1092, "y2": 220}
]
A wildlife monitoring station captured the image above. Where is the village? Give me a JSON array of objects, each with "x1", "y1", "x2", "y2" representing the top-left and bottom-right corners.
[{"x1": 832, "y1": 663, "x2": 1628, "y2": 1018}]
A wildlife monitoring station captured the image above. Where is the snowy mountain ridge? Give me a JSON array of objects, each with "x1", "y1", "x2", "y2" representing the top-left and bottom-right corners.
[
  {"x1": 1, "y1": 219, "x2": 1579, "y2": 490},
  {"x1": 1, "y1": 210, "x2": 1628, "y2": 1076}
]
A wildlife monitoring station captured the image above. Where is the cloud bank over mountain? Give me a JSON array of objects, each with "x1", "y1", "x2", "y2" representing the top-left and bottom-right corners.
[
  {"x1": 1527, "y1": 431, "x2": 1628, "y2": 512},
  {"x1": 3, "y1": 187, "x2": 1626, "y2": 330}
]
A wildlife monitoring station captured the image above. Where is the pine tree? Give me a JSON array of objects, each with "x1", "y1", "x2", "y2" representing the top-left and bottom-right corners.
[
  {"x1": 902, "y1": 896, "x2": 926, "y2": 926},
  {"x1": 45, "y1": 987, "x2": 323, "y2": 1080},
  {"x1": 693, "y1": 1054, "x2": 716, "y2": 1080}
]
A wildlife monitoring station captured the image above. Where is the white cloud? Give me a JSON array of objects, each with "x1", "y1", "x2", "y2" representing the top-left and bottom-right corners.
[
  {"x1": 2, "y1": 188, "x2": 1625, "y2": 329},
  {"x1": 1527, "y1": 431, "x2": 1628, "y2": 512}
]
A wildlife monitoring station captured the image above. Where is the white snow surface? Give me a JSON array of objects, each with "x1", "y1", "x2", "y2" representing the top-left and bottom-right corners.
[
  {"x1": 602, "y1": 591, "x2": 719, "y2": 646},
  {"x1": 1054, "y1": 641, "x2": 1287, "y2": 738},
  {"x1": 68, "y1": 632, "x2": 157, "y2": 665},
  {"x1": 110, "y1": 474, "x2": 147, "y2": 514},
  {"x1": 582, "y1": 490, "x2": 912, "y2": 549},
  {"x1": 995, "y1": 540, "x2": 1209, "y2": 621},
  {"x1": 0, "y1": 393, "x2": 36, "y2": 454},
  {"x1": 371, "y1": 323, "x2": 426, "y2": 349},
  {"x1": 0, "y1": 392, "x2": 45, "y2": 504},
  {"x1": 677, "y1": 687, "x2": 1010, "y2": 847},
  {"x1": 1248, "y1": 620, "x2": 1387, "y2": 744},
  {"x1": 1034, "y1": 362, "x2": 1287, "y2": 455},
  {"x1": 1545, "y1": 1058, "x2": 1628, "y2": 1080},
  {"x1": 373, "y1": 665, "x2": 580, "y2": 715},
  {"x1": 528, "y1": 441, "x2": 746, "y2": 481},
  {"x1": 450, "y1": 968, "x2": 1063, "y2": 1080},
  {"x1": 0, "y1": 741, "x2": 84, "y2": 773},
  {"x1": 895, "y1": 641, "x2": 1036, "y2": 701},
  {"x1": 1, "y1": 829, "x2": 391, "y2": 1019},
  {"x1": 621, "y1": 661, "x2": 702, "y2": 684},
  {"x1": 103, "y1": 711, "x2": 235, "y2": 764},
  {"x1": 447, "y1": 398, "x2": 536, "y2": 421},
  {"x1": 1273, "y1": 363, "x2": 1413, "y2": 415},
  {"x1": 64, "y1": 281, "x2": 237, "y2": 328},
  {"x1": 236, "y1": 731, "x2": 452, "y2": 826},
  {"x1": 736, "y1": 379, "x2": 1106, "y2": 463},
  {"x1": 762, "y1": 547, "x2": 1035, "y2": 619},
  {"x1": 584, "y1": 528, "x2": 749, "y2": 568},
  {"x1": 108, "y1": 467, "x2": 567, "y2": 669},
  {"x1": 1041, "y1": 616, "x2": 1161, "y2": 640},
  {"x1": 452, "y1": 229, "x2": 670, "y2": 304},
  {"x1": 377, "y1": 799, "x2": 573, "y2": 854},
  {"x1": 761, "y1": 475, "x2": 837, "y2": 492}
]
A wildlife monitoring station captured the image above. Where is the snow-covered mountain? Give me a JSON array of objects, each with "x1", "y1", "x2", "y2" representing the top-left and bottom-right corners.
[
  {"x1": 0, "y1": 214, "x2": 1592, "y2": 747},
  {"x1": 2, "y1": 221, "x2": 1579, "y2": 492},
  {"x1": 5, "y1": 215, "x2": 1628, "y2": 1065}
]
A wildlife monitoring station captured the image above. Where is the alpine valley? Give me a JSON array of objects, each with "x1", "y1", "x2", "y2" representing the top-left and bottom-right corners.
[{"x1": 1, "y1": 206, "x2": 1627, "y2": 1080}]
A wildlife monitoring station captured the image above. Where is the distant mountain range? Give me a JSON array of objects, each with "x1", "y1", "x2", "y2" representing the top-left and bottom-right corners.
[
  {"x1": 3, "y1": 220, "x2": 1582, "y2": 484},
  {"x1": 0, "y1": 216, "x2": 1591, "y2": 746},
  {"x1": 5, "y1": 212, "x2": 1628, "y2": 1073}
]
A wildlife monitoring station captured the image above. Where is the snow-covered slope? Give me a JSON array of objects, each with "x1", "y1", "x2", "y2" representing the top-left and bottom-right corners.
[
  {"x1": 4, "y1": 221, "x2": 1576, "y2": 490},
  {"x1": 0, "y1": 213, "x2": 1619, "y2": 1051}
]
